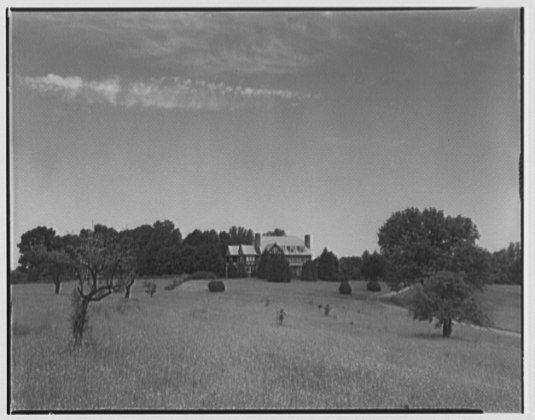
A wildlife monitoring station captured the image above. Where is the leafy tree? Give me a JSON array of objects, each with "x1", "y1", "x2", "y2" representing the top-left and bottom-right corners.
[
  {"x1": 491, "y1": 242, "x2": 522, "y2": 285},
  {"x1": 17, "y1": 226, "x2": 57, "y2": 274},
  {"x1": 183, "y1": 229, "x2": 204, "y2": 247},
  {"x1": 36, "y1": 246, "x2": 72, "y2": 294},
  {"x1": 150, "y1": 220, "x2": 182, "y2": 275},
  {"x1": 448, "y1": 243, "x2": 490, "y2": 289},
  {"x1": 339, "y1": 256, "x2": 362, "y2": 281},
  {"x1": 361, "y1": 251, "x2": 386, "y2": 282},
  {"x1": 16, "y1": 226, "x2": 75, "y2": 293},
  {"x1": 378, "y1": 207, "x2": 480, "y2": 290},
  {"x1": 228, "y1": 226, "x2": 254, "y2": 245},
  {"x1": 301, "y1": 260, "x2": 318, "y2": 281},
  {"x1": 181, "y1": 245, "x2": 225, "y2": 276},
  {"x1": 264, "y1": 228, "x2": 286, "y2": 237},
  {"x1": 315, "y1": 248, "x2": 339, "y2": 281},
  {"x1": 408, "y1": 271, "x2": 488, "y2": 337},
  {"x1": 67, "y1": 224, "x2": 138, "y2": 345},
  {"x1": 115, "y1": 229, "x2": 143, "y2": 298}
]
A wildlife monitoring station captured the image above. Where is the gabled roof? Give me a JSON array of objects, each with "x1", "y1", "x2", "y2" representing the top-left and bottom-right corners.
[
  {"x1": 260, "y1": 236, "x2": 312, "y2": 256},
  {"x1": 227, "y1": 245, "x2": 240, "y2": 256},
  {"x1": 240, "y1": 245, "x2": 258, "y2": 255},
  {"x1": 226, "y1": 244, "x2": 259, "y2": 256}
]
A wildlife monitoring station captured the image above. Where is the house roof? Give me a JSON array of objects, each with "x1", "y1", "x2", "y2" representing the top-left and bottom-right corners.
[
  {"x1": 260, "y1": 236, "x2": 312, "y2": 256},
  {"x1": 227, "y1": 245, "x2": 240, "y2": 256},
  {"x1": 240, "y1": 245, "x2": 258, "y2": 255}
]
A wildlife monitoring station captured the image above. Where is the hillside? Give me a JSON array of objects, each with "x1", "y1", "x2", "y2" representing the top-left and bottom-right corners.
[
  {"x1": 10, "y1": 279, "x2": 521, "y2": 411},
  {"x1": 377, "y1": 283, "x2": 521, "y2": 333}
]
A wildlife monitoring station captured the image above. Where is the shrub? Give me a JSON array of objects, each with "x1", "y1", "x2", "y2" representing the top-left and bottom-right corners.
[
  {"x1": 191, "y1": 271, "x2": 217, "y2": 280},
  {"x1": 266, "y1": 257, "x2": 292, "y2": 283},
  {"x1": 10, "y1": 269, "x2": 29, "y2": 284},
  {"x1": 164, "y1": 278, "x2": 182, "y2": 291},
  {"x1": 301, "y1": 260, "x2": 318, "y2": 281},
  {"x1": 339, "y1": 281, "x2": 352, "y2": 295},
  {"x1": 144, "y1": 281, "x2": 157, "y2": 297},
  {"x1": 367, "y1": 281, "x2": 381, "y2": 292},
  {"x1": 276, "y1": 308, "x2": 286, "y2": 325},
  {"x1": 208, "y1": 279, "x2": 226, "y2": 292}
]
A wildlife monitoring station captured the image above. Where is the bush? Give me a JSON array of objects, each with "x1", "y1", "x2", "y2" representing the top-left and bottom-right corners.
[
  {"x1": 144, "y1": 281, "x2": 157, "y2": 296},
  {"x1": 301, "y1": 260, "x2": 318, "y2": 281},
  {"x1": 339, "y1": 281, "x2": 352, "y2": 295},
  {"x1": 208, "y1": 279, "x2": 226, "y2": 292},
  {"x1": 10, "y1": 269, "x2": 28, "y2": 284},
  {"x1": 266, "y1": 257, "x2": 292, "y2": 283},
  {"x1": 367, "y1": 281, "x2": 381, "y2": 292},
  {"x1": 191, "y1": 271, "x2": 217, "y2": 280},
  {"x1": 164, "y1": 278, "x2": 182, "y2": 291}
]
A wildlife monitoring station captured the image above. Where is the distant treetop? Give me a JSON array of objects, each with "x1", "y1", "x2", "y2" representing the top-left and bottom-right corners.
[{"x1": 263, "y1": 228, "x2": 286, "y2": 236}]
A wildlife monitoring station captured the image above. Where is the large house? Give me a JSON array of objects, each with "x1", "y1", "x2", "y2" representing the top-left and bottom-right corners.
[{"x1": 225, "y1": 233, "x2": 312, "y2": 278}]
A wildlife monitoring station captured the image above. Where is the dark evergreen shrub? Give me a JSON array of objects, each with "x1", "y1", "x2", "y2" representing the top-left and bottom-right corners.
[
  {"x1": 367, "y1": 281, "x2": 381, "y2": 292},
  {"x1": 266, "y1": 257, "x2": 292, "y2": 283},
  {"x1": 339, "y1": 281, "x2": 352, "y2": 295},
  {"x1": 301, "y1": 260, "x2": 318, "y2": 281},
  {"x1": 256, "y1": 249, "x2": 270, "y2": 278},
  {"x1": 315, "y1": 248, "x2": 339, "y2": 281},
  {"x1": 208, "y1": 279, "x2": 226, "y2": 292}
]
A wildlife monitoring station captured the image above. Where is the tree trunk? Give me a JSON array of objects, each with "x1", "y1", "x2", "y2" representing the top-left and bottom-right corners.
[
  {"x1": 54, "y1": 276, "x2": 61, "y2": 294},
  {"x1": 124, "y1": 283, "x2": 132, "y2": 299},
  {"x1": 442, "y1": 318, "x2": 453, "y2": 337},
  {"x1": 73, "y1": 297, "x2": 90, "y2": 346}
]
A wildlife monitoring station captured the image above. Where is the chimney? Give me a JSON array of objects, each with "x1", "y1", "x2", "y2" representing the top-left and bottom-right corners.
[
  {"x1": 255, "y1": 233, "x2": 261, "y2": 252},
  {"x1": 304, "y1": 234, "x2": 311, "y2": 250}
]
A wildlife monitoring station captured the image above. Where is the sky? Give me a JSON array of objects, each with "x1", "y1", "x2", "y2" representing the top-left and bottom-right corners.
[{"x1": 9, "y1": 9, "x2": 521, "y2": 265}]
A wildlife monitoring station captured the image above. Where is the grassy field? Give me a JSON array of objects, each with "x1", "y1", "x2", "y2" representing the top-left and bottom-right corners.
[{"x1": 10, "y1": 278, "x2": 522, "y2": 411}]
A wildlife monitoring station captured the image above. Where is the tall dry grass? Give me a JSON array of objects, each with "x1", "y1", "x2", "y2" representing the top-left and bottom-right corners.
[{"x1": 10, "y1": 280, "x2": 522, "y2": 411}]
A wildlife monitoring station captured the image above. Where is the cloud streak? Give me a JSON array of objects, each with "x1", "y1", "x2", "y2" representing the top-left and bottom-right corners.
[{"x1": 19, "y1": 73, "x2": 312, "y2": 110}]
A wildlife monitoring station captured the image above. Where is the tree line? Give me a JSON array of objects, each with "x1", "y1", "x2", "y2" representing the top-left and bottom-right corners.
[
  {"x1": 13, "y1": 217, "x2": 520, "y2": 289},
  {"x1": 12, "y1": 209, "x2": 521, "y2": 340},
  {"x1": 13, "y1": 222, "x2": 261, "y2": 287}
]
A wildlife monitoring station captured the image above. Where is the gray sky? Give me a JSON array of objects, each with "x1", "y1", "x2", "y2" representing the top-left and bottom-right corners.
[{"x1": 10, "y1": 9, "x2": 521, "y2": 263}]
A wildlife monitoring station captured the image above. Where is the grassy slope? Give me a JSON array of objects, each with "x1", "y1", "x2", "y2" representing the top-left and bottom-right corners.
[
  {"x1": 10, "y1": 279, "x2": 521, "y2": 411},
  {"x1": 476, "y1": 285, "x2": 522, "y2": 333},
  {"x1": 382, "y1": 283, "x2": 521, "y2": 333}
]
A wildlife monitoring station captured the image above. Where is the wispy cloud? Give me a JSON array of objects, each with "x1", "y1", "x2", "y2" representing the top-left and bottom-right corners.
[
  {"x1": 19, "y1": 73, "x2": 312, "y2": 110},
  {"x1": 14, "y1": 13, "x2": 341, "y2": 76}
]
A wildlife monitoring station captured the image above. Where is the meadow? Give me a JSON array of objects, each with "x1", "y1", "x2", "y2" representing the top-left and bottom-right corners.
[{"x1": 10, "y1": 278, "x2": 522, "y2": 411}]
